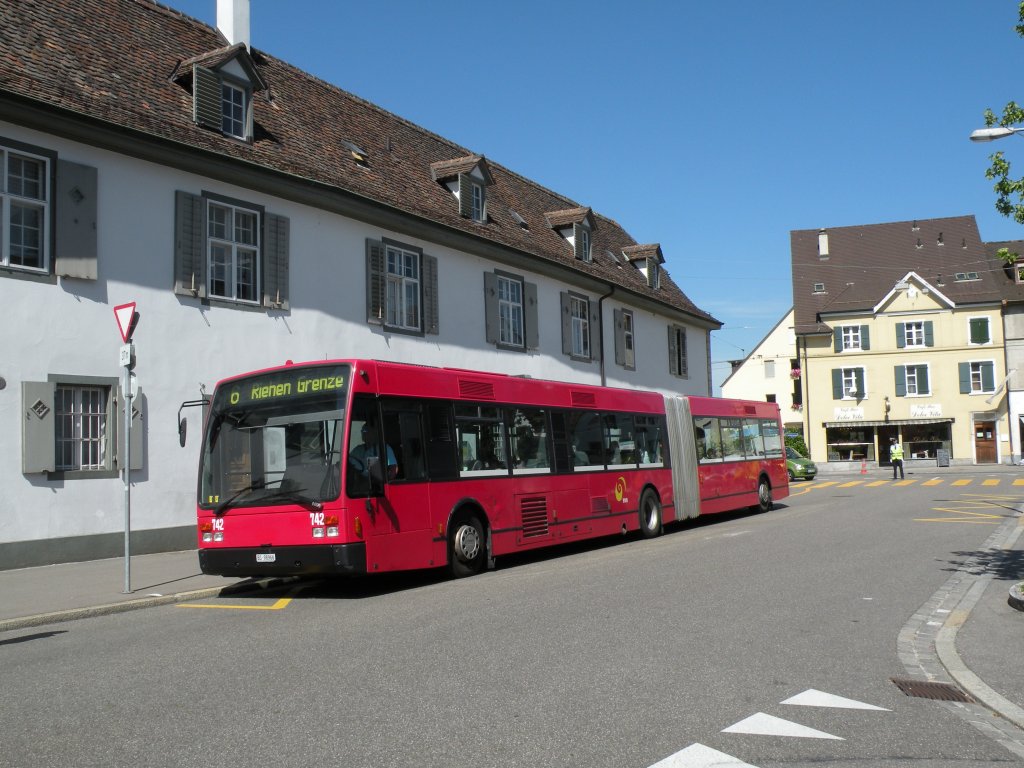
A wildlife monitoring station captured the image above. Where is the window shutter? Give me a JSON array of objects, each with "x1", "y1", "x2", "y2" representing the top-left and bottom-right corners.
[
  {"x1": 831, "y1": 369, "x2": 843, "y2": 399},
  {"x1": 833, "y1": 328, "x2": 842, "y2": 352},
  {"x1": 524, "y1": 281, "x2": 539, "y2": 349},
  {"x1": 924, "y1": 321, "x2": 934, "y2": 347},
  {"x1": 860, "y1": 325, "x2": 870, "y2": 350},
  {"x1": 174, "y1": 191, "x2": 207, "y2": 298},
  {"x1": 982, "y1": 362, "x2": 995, "y2": 391},
  {"x1": 896, "y1": 323, "x2": 905, "y2": 349},
  {"x1": 958, "y1": 362, "x2": 971, "y2": 394},
  {"x1": 458, "y1": 173, "x2": 473, "y2": 218},
  {"x1": 118, "y1": 386, "x2": 145, "y2": 471},
  {"x1": 678, "y1": 327, "x2": 687, "y2": 377},
  {"x1": 422, "y1": 253, "x2": 439, "y2": 335},
  {"x1": 613, "y1": 309, "x2": 626, "y2": 366},
  {"x1": 483, "y1": 272, "x2": 499, "y2": 344},
  {"x1": 573, "y1": 223, "x2": 585, "y2": 260},
  {"x1": 894, "y1": 366, "x2": 906, "y2": 397},
  {"x1": 667, "y1": 326, "x2": 679, "y2": 376},
  {"x1": 262, "y1": 213, "x2": 290, "y2": 310},
  {"x1": 970, "y1": 318, "x2": 989, "y2": 344},
  {"x1": 855, "y1": 368, "x2": 865, "y2": 395},
  {"x1": 193, "y1": 65, "x2": 222, "y2": 130},
  {"x1": 560, "y1": 292, "x2": 573, "y2": 356},
  {"x1": 21, "y1": 381, "x2": 56, "y2": 473},
  {"x1": 919, "y1": 365, "x2": 929, "y2": 395},
  {"x1": 365, "y1": 239, "x2": 386, "y2": 325},
  {"x1": 589, "y1": 299, "x2": 602, "y2": 361},
  {"x1": 54, "y1": 160, "x2": 98, "y2": 280}
]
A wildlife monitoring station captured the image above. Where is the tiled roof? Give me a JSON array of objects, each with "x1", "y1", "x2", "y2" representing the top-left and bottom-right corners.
[
  {"x1": 544, "y1": 207, "x2": 594, "y2": 229},
  {"x1": 0, "y1": 0, "x2": 718, "y2": 327},
  {"x1": 622, "y1": 244, "x2": 664, "y2": 264},
  {"x1": 791, "y1": 215, "x2": 1004, "y2": 335},
  {"x1": 429, "y1": 155, "x2": 488, "y2": 182}
]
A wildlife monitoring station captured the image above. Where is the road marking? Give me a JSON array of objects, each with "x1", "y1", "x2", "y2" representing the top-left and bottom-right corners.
[
  {"x1": 952, "y1": 479, "x2": 972, "y2": 486},
  {"x1": 178, "y1": 585, "x2": 304, "y2": 611},
  {"x1": 781, "y1": 689, "x2": 890, "y2": 710},
  {"x1": 648, "y1": 743, "x2": 759, "y2": 768},
  {"x1": 894, "y1": 479, "x2": 916, "y2": 486},
  {"x1": 812, "y1": 481, "x2": 838, "y2": 488},
  {"x1": 983, "y1": 478, "x2": 1000, "y2": 486},
  {"x1": 923, "y1": 478, "x2": 942, "y2": 486},
  {"x1": 916, "y1": 498, "x2": 1006, "y2": 525},
  {"x1": 836, "y1": 480, "x2": 864, "y2": 488},
  {"x1": 1014, "y1": 478, "x2": 1024, "y2": 486},
  {"x1": 722, "y1": 712, "x2": 843, "y2": 740},
  {"x1": 866, "y1": 480, "x2": 888, "y2": 487}
]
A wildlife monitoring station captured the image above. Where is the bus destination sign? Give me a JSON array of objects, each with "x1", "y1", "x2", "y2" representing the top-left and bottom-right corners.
[{"x1": 224, "y1": 365, "x2": 349, "y2": 407}]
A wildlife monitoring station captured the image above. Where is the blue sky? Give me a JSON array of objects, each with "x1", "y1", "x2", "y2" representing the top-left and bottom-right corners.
[{"x1": 163, "y1": 0, "x2": 1024, "y2": 391}]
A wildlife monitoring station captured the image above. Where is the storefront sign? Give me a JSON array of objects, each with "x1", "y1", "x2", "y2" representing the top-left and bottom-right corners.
[
  {"x1": 834, "y1": 407, "x2": 864, "y2": 421},
  {"x1": 910, "y1": 403, "x2": 942, "y2": 418}
]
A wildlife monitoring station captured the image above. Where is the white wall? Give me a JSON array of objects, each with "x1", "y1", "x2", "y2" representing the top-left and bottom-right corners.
[{"x1": 0, "y1": 122, "x2": 710, "y2": 551}]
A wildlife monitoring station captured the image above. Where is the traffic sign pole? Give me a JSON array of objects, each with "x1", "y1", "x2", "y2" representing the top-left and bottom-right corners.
[{"x1": 114, "y1": 302, "x2": 138, "y2": 594}]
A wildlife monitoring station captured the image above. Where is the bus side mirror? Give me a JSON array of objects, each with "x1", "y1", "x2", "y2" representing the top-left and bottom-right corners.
[
  {"x1": 178, "y1": 417, "x2": 187, "y2": 448},
  {"x1": 178, "y1": 398, "x2": 209, "y2": 448}
]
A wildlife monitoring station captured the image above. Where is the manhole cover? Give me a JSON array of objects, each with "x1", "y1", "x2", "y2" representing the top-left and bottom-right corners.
[{"x1": 891, "y1": 677, "x2": 975, "y2": 703}]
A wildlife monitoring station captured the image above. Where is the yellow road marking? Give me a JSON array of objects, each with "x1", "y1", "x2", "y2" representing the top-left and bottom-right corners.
[
  {"x1": 837, "y1": 480, "x2": 864, "y2": 488},
  {"x1": 895, "y1": 479, "x2": 916, "y2": 486},
  {"x1": 178, "y1": 585, "x2": 303, "y2": 611},
  {"x1": 983, "y1": 479, "x2": 1000, "y2": 486},
  {"x1": 866, "y1": 480, "x2": 889, "y2": 487},
  {"x1": 1014, "y1": 479, "x2": 1024, "y2": 486},
  {"x1": 952, "y1": 479, "x2": 972, "y2": 486},
  {"x1": 812, "y1": 481, "x2": 838, "y2": 488},
  {"x1": 923, "y1": 479, "x2": 942, "y2": 486},
  {"x1": 916, "y1": 499, "x2": 1007, "y2": 525}
]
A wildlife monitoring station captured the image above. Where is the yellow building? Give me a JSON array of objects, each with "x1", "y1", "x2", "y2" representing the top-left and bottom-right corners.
[{"x1": 792, "y1": 217, "x2": 1009, "y2": 468}]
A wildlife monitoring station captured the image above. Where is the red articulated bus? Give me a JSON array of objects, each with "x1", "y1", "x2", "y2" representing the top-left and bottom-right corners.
[{"x1": 190, "y1": 359, "x2": 788, "y2": 578}]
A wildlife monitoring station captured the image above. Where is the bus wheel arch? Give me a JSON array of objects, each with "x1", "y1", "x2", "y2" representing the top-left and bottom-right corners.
[
  {"x1": 753, "y1": 474, "x2": 773, "y2": 513},
  {"x1": 638, "y1": 486, "x2": 663, "y2": 538},
  {"x1": 446, "y1": 502, "x2": 491, "y2": 578}
]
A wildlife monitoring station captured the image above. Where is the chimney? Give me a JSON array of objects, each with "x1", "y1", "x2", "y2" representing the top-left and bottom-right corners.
[
  {"x1": 217, "y1": 0, "x2": 250, "y2": 49},
  {"x1": 817, "y1": 229, "x2": 829, "y2": 259}
]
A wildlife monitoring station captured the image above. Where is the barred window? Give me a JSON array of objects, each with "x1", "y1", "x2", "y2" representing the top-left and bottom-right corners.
[{"x1": 55, "y1": 385, "x2": 109, "y2": 471}]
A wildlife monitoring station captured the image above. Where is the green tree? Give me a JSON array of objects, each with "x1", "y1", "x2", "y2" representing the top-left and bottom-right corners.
[{"x1": 981, "y1": 2, "x2": 1024, "y2": 265}]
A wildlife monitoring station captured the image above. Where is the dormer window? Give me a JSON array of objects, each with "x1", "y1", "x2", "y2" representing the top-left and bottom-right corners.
[
  {"x1": 545, "y1": 207, "x2": 596, "y2": 261},
  {"x1": 430, "y1": 155, "x2": 493, "y2": 223},
  {"x1": 173, "y1": 43, "x2": 267, "y2": 143},
  {"x1": 622, "y1": 244, "x2": 665, "y2": 289}
]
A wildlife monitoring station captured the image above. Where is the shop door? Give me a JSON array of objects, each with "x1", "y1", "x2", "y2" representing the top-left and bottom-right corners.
[
  {"x1": 877, "y1": 425, "x2": 898, "y2": 465},
  {"x1": 973, "y1": 419, "x2": 997, "y2": 464}
]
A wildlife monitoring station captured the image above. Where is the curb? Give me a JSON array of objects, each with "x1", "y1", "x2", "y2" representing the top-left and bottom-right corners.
[{"x1": 0, "y1": 577, "x2": 296, "y2": 634}]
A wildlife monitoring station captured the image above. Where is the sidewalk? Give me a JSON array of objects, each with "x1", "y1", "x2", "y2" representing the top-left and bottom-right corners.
[{"x1": 0, "y1": 549, "x2": 251, "y2": 631}]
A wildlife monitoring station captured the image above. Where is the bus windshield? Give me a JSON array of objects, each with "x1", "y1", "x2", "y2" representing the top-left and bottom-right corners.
[{"x1": 199, "y1": 364, "x2": 350, "y2": 511}]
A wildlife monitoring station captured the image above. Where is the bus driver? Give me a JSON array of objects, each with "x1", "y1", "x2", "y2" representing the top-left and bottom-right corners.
[{"x1": 349, "y1": 422, "x2": 398, "y2": 481}]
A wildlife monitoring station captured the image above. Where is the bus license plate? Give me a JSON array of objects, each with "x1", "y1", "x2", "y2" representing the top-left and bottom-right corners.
[{"x1": 256, "y1": 553, "x2": 276, "y2": 563}]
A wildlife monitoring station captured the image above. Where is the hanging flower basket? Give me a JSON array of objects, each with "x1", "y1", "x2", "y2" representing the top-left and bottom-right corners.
[
  {"x1": 791, "y1": 403, "x2": 803, "y2": 411},
  {"x1": 790, "y1": 368, "x2": 802, "y2": 379}
]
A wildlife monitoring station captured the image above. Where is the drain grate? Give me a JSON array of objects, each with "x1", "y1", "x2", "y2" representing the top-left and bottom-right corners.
[{"x1": 891, "y1": 677, "x2": 975, "y2": 703}]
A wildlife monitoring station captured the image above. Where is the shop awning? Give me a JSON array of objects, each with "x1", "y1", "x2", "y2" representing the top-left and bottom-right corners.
[{"x1": 822, "y1": 418, "x2": 954, "y2": 428}]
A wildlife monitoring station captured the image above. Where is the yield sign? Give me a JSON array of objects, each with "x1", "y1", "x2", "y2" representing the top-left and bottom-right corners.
[{"x1": 113, "y1": 302, "x2": 138, "y2": 343}]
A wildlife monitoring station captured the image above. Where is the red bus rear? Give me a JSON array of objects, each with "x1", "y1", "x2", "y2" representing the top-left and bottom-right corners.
[{"x1": 191, "y1": 360, "x2": 787, "y2": 577}]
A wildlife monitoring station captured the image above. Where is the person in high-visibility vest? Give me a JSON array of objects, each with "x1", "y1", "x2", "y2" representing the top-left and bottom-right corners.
[{"x1": 889, "y1": 437, "x2": 904, "y2": 479}]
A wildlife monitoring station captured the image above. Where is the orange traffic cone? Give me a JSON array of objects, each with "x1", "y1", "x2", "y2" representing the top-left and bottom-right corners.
[{"x1": 860, "y1": 459, "x2": 867, "y2": 475}]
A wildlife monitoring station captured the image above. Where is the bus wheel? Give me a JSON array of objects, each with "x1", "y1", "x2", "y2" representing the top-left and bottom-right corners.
[
  {"x1": 754, "y1": 477, "x2": 773, "y2": 513},
  {"x1": 638, "y1": 489, "x2": 662, "y2": 538},
  {"x1": 449, "y1": 515, "x2": 486, "y2": 578}
]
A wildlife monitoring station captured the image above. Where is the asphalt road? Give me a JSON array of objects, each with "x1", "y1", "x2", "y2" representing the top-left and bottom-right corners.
[{"x1": 1, "y1": 479, "x2": 1021, "y2": 767}]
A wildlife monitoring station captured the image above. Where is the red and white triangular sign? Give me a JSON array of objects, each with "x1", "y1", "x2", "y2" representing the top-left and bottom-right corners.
[{"x1": 113, "y1": 302, "x2": 137, "y2": 343}]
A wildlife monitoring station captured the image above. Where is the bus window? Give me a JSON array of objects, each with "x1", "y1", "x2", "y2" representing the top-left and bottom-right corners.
[
  {"x1": 425, "y1": 403, "x2": 459, "y2": 480},
  {"x1": 455, "y1": 404, "x2": 508, "y2": 477},
  {"x1": 509, "y1": 407, "x2": 550, "y2": 474},
  {"x1": 604, "y1": 412, "x2": 637, "y2": 468},
  {"x1": 381, "y1": 402, "x2": 429, "y2": 483},
  {"x1": 565, "y1": 410, "x2": 603, "y2": 471},
  {"x1": 720, "y1": 418, "x2": 744, "y2": 460},
  {"x1": 761, "y1": 418, "x2": 783, "y2": 457},
  {"x1": 743, "y1": 419, "x2": 765, "y2": 456},
  {"x1": 634, "y1": 415, "x2": 665, "y2": 467},
  {"x1": 695, "y1": 417, "x2": 722, "y2": 463}
]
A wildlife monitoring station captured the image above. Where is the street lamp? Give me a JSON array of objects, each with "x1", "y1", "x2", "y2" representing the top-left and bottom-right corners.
[{"x1": 969, "y1": 126, "x2": 1024, "y2": 142}]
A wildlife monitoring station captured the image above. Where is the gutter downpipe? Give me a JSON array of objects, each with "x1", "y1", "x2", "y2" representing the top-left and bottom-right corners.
[{"x1": 800, "y1": 334, "x2": 811, "y2": 457}]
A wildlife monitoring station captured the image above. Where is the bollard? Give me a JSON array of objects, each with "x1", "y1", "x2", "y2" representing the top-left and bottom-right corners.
[{"x1": 860, "y1": 459, "x2": 867, "y2": 475}]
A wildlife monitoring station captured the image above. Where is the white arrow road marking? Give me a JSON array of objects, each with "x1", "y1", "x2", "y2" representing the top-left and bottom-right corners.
[
  {"x1": 781, "y1": 689, "x2": 890, "y2": 710},
  {"x1": 647, "y1": 743, "x2": 761, "y2": 768},
  {"x1": 722, "y1": 712, "x2": 844, "y2": 740}
]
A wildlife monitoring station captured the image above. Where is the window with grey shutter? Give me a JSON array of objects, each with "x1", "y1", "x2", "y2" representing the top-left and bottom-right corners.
[
  {"x1": 860, "y1": 325, "x2": 870, "y2": 350},
  {"x1": 588, "y1": 297, "x2": 601, "y2": 361},
  {"x1": 969, "y1": 317, "x2": 991, "y2": 345},
  {"x1": 22, "y1": 381, "x2": 56, "y2": 473},
  {"x1": 668, "y1": 325, "x2": 687, "y2": 378},
  {"x1": 262, "y1": 213, "x2": 290, "y2": 310},
  {"x1": 366, "y1": 238, "x2": 386, "y2": 325},
  {"x1": 894, "y1": 366, "x2": 907, "y2": 397},
  {"x1": 174, "y1": 191, "x2": 207, "y2": 298},
  {"x1": 614, "y1": 309, "x2": 626, "y2": 366},
  {"x1": 896, "y1": 322, "x2": 905, "y2": 349},
  {"x1": 959, "y1": 362, "x2": 971, "y2": 394},
  {"x1": 458, "y1": 173, "x2": 474, "y2": 218},
  {"x1": 524, "y1": 281, "x2": 538, "y2": 349},
  {"x1": 54, "y1": 159, "x2": 98, "y2": 280},
  {"x1": 561, "y1": 292, "x2": 573, "y2": 356},
  {"x1": 193, "y1": 65, "x2": 223, "y2": 131},
  {"x1": 573, "y1": 222, "x2": 591, "y2": 262},
  {"x1": 423, "y1": 253, "x2": 439, "y2": 335}
]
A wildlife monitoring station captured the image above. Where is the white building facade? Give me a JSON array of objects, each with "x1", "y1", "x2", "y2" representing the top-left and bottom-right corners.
[{"x1": 1, "y1": 0, "x2": 719, "y2": 567}]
